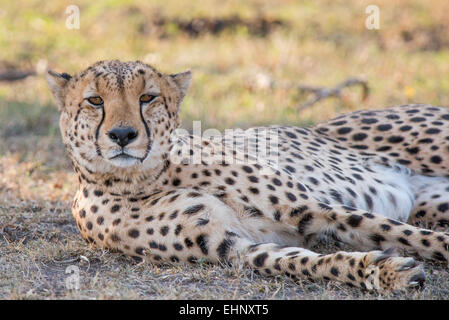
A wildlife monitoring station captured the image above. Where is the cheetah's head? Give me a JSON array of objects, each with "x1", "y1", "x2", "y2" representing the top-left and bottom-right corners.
[{"x1": 46, "y1": 60, "x2": 191, "y2": 175}]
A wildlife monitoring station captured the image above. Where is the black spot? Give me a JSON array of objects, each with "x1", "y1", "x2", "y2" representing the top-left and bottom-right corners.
[
  {"x1": 432, "y1": 251, "x2": 446, "y2": 262},
  {"x1": 297, "y1": 213, "x2": 313, "y2": 234},
  {"x1": 398, "y1": 237, "x2": 411, "y2": 246},
  {"x1": 183, "y1": 204, "x2": 205, "y2": 215},
  {"x1": 196, "y1": 234, "x2": 209, "y2": 255},
  {"x1": 128, "y1": 229, "x2": 140, "y2": 238},
  {"x1": 297, "y1": 183, "x2": 307, "y2": 192},
  {"x1": 96, "y1": 216, "x2": 104, "y2": 225},
  {"x1": 337, "y1": 127, "x2": 352, "y2": 134},
  {"x1": 248, "y1": 176, "x2": 259, "y2": 183},
  {"x1": 352, "y1": 133, "x2": 368, "y2": 141},
  {"x1": 403, "y1": 229, "x2": 413, "y2": 236},
  {"x1": 431, "y1": 155, "x2": 442, "y2": 164},
  {"x1": 318, "y1": 203, "x2": 332, "y2": 211},
  {"x1": 377, "y1": 124, "x2": 392, "y2": 131},
  {"x1": 426, "y1": 128, "x2": 441, "y2": 134},
  {"x1": 376, "y1": 146, "x2": 391, "y2": 152},
  {"x1": 302, "y1": 269, "x2": 311, "y2": 277},
  {"x1": 217, "y1": 238, "x2": 235, "y2": 262},
  {"x1": 184, "y1": 238, "x2": 194, "y2": 247},
  {"x1": 330, "y1": 267, "x2": 340, "y2": 277},
  {"x1": 160, "y1": 226, "x2": 169, "y2": 236},
  {"x1": 346, "y1": 214, "x2": 363, "y2": 227},
  {"x1": 418, "y1": 138, "x2": 433, "y2": 144},
  {"x1": 388, "y1": 136, "x2": 404, "y2": 143},
  {"x1": 196, "y1": 218, "x2": 210, "y2": 226},
  {"x1": 399, "y1": 125, "x2": 412, "y2": 132},
  {"x1": 273, "y1": 211, "x2": 281, "y2": 221},
  {"x1": 269, "y1": 195, "x2": 279, "y2": 204},
  {"x1": 187, "y1": 256, "x2": 198, "y2": 264},
  {"x1": 362, "y1": 118, "x2": 378, "y2": 124},
  {"x1": 406, "y1": 147, "x2": 419, "y2": 154},
  {"x1": 246, "y1": 206, "x2": 263, "y2": 217},
  {"x1": 291, "y1": 205, "x2": 308, "y2": 217},
  {"x1": 249, "y1": 187, "x2": 259, "y2": 194},
  {"x1": 370, "y1": 234, "x2": 385, "y2": 246},
  {"x1": 388, "y1": 219, "x2": 403, "y2": 226},
  {"x1": 330, "y1": 120, "x2": 347, "y2": 126},
  {"x1": 285, "y1": 192, "x2": 297, "y2": 202},
  {"x1": 253, "y1": 252, "x2": 269, "y2": 267},
  {"x1": 285, "y1": 131, "x2": 297, "y2": 139}
]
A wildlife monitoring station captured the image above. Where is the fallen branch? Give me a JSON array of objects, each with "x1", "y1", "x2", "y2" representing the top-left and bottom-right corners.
[
  {"x1": 294, "y1": 78, "x2": 369, "y2": 111},
  {"x1": 0, "y1": 70, "x2": 36, "y2": 82}
]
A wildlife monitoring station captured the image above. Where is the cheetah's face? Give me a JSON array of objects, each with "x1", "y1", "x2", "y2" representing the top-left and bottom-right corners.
[{"x1": 46, "y1": 60, "x2": 191, "y2": 173}]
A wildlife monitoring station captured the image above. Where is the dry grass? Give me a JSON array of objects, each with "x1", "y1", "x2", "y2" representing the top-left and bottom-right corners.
[
  {"x1": 1, "y1": 0, "x2": 449, "y2": 299},
  {"x1": 1, "y1": 149, "x2": 449, "y2": 300}
]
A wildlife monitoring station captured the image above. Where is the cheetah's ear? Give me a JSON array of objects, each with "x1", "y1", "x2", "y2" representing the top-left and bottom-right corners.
[
  {"x1": 170, "y1": 70, "x2": 192, "y2": 100},
  {"x1": 46, "y1": 70, "x2": 72, "y2": 110}
]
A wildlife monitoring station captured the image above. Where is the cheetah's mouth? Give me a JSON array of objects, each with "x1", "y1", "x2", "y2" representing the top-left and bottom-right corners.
[
  {"x1": 108, "y1": 153, "x2": 141, "y2": 168},
  {"x1": 109, "y1": 152, "x2": 140, "y2": 161},
  {"x1": 107, "y1": 148, "x2": 150, "y2": 168}
]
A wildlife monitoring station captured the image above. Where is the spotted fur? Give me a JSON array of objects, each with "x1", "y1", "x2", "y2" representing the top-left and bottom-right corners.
[{"x1": 46, "y1": 60, "x2": 449, "y2": 292}]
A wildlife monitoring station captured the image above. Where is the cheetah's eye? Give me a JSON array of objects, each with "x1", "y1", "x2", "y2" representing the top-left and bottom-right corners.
[
  {"x1": 87, "y1": 96, "x2": 104, "y2": 106},
  {"x1": 139, "y1": 94, "x2": 157, "y2": 104}
]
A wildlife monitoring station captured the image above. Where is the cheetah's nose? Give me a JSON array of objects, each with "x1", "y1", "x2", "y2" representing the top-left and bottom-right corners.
[{"x1": 108, "y1": 127, "x2": 138, "y2": 147}]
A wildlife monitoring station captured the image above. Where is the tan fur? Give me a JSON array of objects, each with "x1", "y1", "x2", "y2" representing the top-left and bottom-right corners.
[{"x1": 46, "y1": 60, "x2": 449, "y2": 292}]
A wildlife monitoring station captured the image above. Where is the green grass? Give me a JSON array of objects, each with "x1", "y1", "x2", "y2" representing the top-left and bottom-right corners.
[{"x1": 1, "y1": 0, "x2": 449, "y2": 299}]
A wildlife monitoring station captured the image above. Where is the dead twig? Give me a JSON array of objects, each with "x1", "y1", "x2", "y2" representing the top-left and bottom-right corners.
[
  {"x1": 294, "y1": 78, "x2": 369, "y2": 111},
  {"x1": 0, "y1": 70, "x2": 36, "y2": 82}
]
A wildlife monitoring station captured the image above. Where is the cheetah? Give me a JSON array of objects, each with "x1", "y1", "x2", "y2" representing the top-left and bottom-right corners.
[{"x1": 46, "y1": 60, "x2": 449, "y2": 292}]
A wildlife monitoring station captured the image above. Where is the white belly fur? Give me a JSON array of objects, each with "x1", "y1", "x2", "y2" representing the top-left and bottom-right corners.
[{"x1": 364, "y1": 164, "x2": 415, "y2": 222}]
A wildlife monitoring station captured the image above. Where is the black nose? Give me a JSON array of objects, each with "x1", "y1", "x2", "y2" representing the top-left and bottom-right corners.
[{"x1": 108, "y1": 127, "x2": 138, "y2": 147}]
